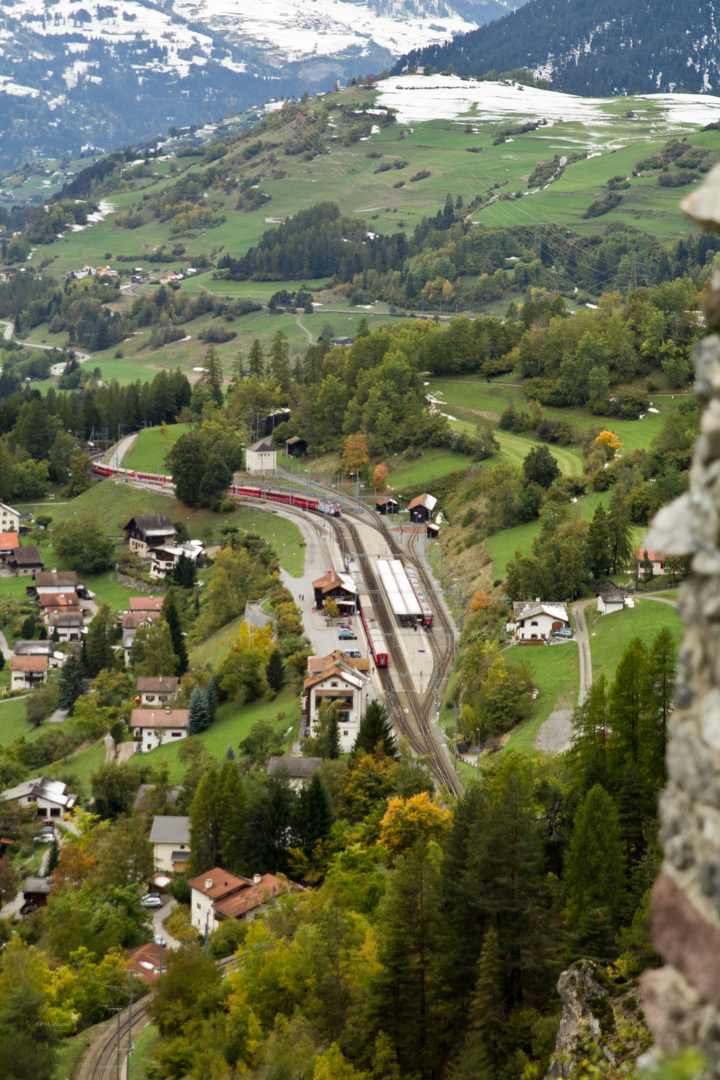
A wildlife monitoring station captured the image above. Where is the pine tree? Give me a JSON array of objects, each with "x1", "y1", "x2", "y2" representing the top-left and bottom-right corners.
[
  {"x1": 351, "y1": 701, "x2": 398, "y2": 759},
  {"x1": 571, "y1": 674, "x2": 609, "y2": 792},
  {"x1": 172, "y1": 553, "x2": 196, "y2": 589},
  {"x1": 216, "y1": 760, "x2": 247, "y2": 873},
  {"x1": 587, "y1": 504, "x2": 611, "y2": 577},
  {"x1": 266, "y1": 649, "x2": 285, "y2": 694},
  {"x1": 188, "y1": 685, "x2": 211, "y2": 734},
  {"x1": 189, "y1": 765, "x2": 220, "y2": 875},
  {"x1": 269, "y1": 330, "x2": 291, "y2": 391},
  {"x1": 609, "y1": 636, "x2": 648, "y2": 766},
  {"x1": 135, "y1": 619, "x2": 179, "y2": 677},
  {"x1": 643, "y1": 626, "x2": 676, "y2": 788},
  {"x1": 295, "y1": 773, "x2": 334, "y2": 853},
  {"x1": 84, "y1": 602, "x2": 117, "y2": 678},
  {"x1": 325, "y1": 712, "x2": 342, "y2": 760},
  {"x1": 45, "y1": 838, "x2": 60, "y2": 878},
  {"x1": 567, "y1": 907, "x2": 618, "y2": 964},
  {"x1": 564, "y1": 784, "x2": 626, "y2": 927},
  {"x1": 58, "y1": 648, "x2": 87, "y2": 711},
  {"x1": 224, "y1": 745, "x2": 235, "y2": 760},
  {"x1": 162, "y1": 591, "x2": 188, "y2": 676},
  {"x1": 607, "y1": 487, "x2": 633, "y2": 573},
  {"x1": 450, "y1": 928, "x2": 503, "y2": 1080},
  {"x1": 206, "y1": 677, "x2": 219, "y2": 720},
  {"x1": 248, "y1": 339, "x2": 265, "y2": 376},
  {"x1": 199, "y1": 345, "x2": 224, "y2": 407}
]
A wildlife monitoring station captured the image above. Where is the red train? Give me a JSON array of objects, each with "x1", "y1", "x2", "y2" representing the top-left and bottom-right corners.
[
  {"x1": 91, "y1": 465, "x2": 341, "y2": 516},
  {"x1": 346, "y1": 558, "x2": 389, "y2": 668}
]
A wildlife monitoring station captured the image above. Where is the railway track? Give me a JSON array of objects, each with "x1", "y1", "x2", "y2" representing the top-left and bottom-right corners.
[{"x1": 85, "y1": 956, "x2": 237, "y2": 1080}]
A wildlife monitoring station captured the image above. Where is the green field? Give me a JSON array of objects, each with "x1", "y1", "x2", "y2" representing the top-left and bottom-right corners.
[
  {"x1": 54, "y1": 737, "x2": 108, "y2": 795},
  {"x1": 142, "y1": 687, "x2": 301, "y2": 782},
  {"x1": 125, "y1": 423, "x2": 191, "y2": 472},
  {"x1": 505, "y1": 643, "x2": 580, "y2": 753},
  {"x1": 0, "y1": 696, "x2": 40, "y2": 747},
  {"x1": 385, "y1": 449, "x2": 476, "y2": 490},
  {"x1": 588, "y1": 598, "x2": 682, "y2": 684},
  {"x1": 189, "y1": 613, "x2": 245, "y2": 669},
  {"x1": 129, "y1": 1022, "x2": 160, "y2": 1080}
]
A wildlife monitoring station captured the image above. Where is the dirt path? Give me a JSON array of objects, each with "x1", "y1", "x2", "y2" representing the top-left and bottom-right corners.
[
  {"x1": 572, "y1": 599, "x2": 594, "y2": 706},
  {"x1": 295, "y1": 313, "x2": 313, "y2": 343}
]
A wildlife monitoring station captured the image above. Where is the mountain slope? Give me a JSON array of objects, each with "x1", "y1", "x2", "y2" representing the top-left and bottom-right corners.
[
  {"x1": 0, "y1": 0, "x2": 528, "y2": 173},
  {"x1": 394, "y1": 0, "x2": 720, "y2": 97}
]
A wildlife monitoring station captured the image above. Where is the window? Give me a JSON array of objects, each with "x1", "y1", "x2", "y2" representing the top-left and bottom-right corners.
[
  {"x1": 530, "y1": 620, "x2": 538, "y2": 626},
  {"x1": 171, "y1": 732, "x2": 182, "y2": 738},
  {"x1": 147, "y1": 695, "x2": 155, "y2": 703},
  {"x1": 343, "y1": 730, "x2": 348, "y2": 737}
]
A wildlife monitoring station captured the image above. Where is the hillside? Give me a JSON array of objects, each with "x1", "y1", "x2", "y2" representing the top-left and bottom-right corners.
[
  {"x1": 0, "y1": 0, "x2": 529, "y2": 172},
  {"x1": 396, "y1": 0, "x2": 720, "y2": 97}
]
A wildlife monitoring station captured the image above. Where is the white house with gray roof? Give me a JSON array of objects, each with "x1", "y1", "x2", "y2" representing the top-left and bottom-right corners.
[
  {"x1": 507, "y1": 601, "x2": 569, "y2": 642},
  {"x1": 245, "y1": 438, "x2": 276, "y2": 476},
  {"x1": 148, "y1": 815, "x2": 191, "y2": 873}
]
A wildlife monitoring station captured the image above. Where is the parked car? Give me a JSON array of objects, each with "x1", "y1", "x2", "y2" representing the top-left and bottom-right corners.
[
  {"x1": 343, "y1": 649, "x2": 362, "y2": 659},
  {"x1": 141, "y1": 894, "x2": 163, "y2": 908},
  {"x1": 34, "y1": 829, "x2": 54, "y2": 844},
  {"x1": 338, "y1": 628, "x2": 356, "y2": 640},
  {"x1": 553, "y1": 627, "x2": 574, "y2": 639},
  {"x1": 153, "y1": 933, "x2": 166, "y2": 946}
]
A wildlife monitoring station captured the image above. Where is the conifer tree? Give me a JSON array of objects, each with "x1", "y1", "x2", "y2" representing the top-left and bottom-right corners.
[
  {"x1": 198, "y1": 345, "x2": 224, "y2": 407},
  {"x1": 269, "y1": 330, "x2": 291, "y2": 391},
  {"x1": 135, "y1": 619, "x2": 179, "y2": 677},
  {"x1": 224, "y1": 745, "x2": 235, "y2": 760},
  {"x1": 188, "y1": 685, "x2": 211, "y2": 734},
  {"x1": 248, "y1": 339, "x2": 265, "y2": 376},
  {"x1": 266, "y1": 649, "x2": 285, "y2": 694},
  {"x1": 189, "y1": 765, "x2": 220, "y2": 874},
  {"x1": 84, "y1": 603, "x2": 117, "y2": 677},
  {"x1": 351, "y1": 701, "x2": 398, "y2": 759},
  {"x1": 587, "y1": 503, "x2": 611, "y2": 577},
  {"x1": 325, "y1": 712, "x2": 342, "y2": 760},
  {"x1": 58, "y1": 647, "x2": 87, "y2": 711},
  {"x1": 564, "y1": 784, "x2": 626, "y2": 927},
  {"x1": 172, "y1": 553, "x2": 196, "y2": 589},
  {"x1": 571, "y1": 674, "x2": 609, "y2": 792},
  {"x1": 162, "y1": 591, "x2": 188, "y2": 676},
  {"x1": 216, "y1": 759, "x2": 247, "y2": 873},
  {"x1": 609, "y1": 636, "x2": 648, "y2": 766},
  {"x1": 643, "y1": 626, "x2": 676, "y2": 788},
  {"x1": 205, "y1": 676, "x2": 219, "y2": 720},
  {"x1": 450, "y1": 927, "x2": 503, "y2": 1080},
  {"x1": 607, "y1": 487, "x2": 633, "y2": 573},
  {"x1": 295, "y1": 773, "x2": 334, "y2": 853},
  {"x1": 45, "y1": 838, "x2": 60, "y2": 878}
]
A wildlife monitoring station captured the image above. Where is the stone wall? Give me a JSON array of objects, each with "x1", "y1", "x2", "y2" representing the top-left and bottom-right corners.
[
  {"x1": 641, "y1": 166, "x2": 720, "y2": 1067},
  {"x1": 114, "y1": 565, "x2": 167, "y2": 594}
]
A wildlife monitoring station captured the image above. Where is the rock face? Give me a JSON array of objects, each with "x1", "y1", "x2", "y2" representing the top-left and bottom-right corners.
[
  {"x1": 546, "y1": 962, "x2": 606, "y2": 1078},
  {"x1": 639, "y1": 167, "x2": 720, "y2": 1070}
]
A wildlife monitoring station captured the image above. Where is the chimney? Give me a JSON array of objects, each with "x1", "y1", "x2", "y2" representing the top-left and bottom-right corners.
[
  {"x1": 165, "y1": 707, "x2": 170, "y2": 715},
  {"x1": 159, "y1": 676, "x2": 163, "y2": 683},
  {"x1": 253, "y1": 873, "x2": 261, "y2": 885},
  {"x1": 535, "y1": 597, "x2": 540, "y2": 603},
  {"x1": 205, "y1": 879, "x2": 213, "y2": 890}
]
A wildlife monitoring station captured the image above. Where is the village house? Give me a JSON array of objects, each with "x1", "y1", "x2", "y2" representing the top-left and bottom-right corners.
[
  {"x1": 148, "y1": 815, "x2": 191, "y2": 873},
  {"x1": 312, "y1": 569, "x2": 357, "y2": 613},
  {"x1": 129, "y1": 596, "x2": 164, "y2": 615},
  {"x1": 131, "y1": 708, "x2": 189, "y2": 753},
  {"x1": 245, "y1": 437, "x2": 277, "y2": 476},
  {"x1": 285, "y1": 435, "x2": 307, "y2": 457},
  {"x1": 188, "y1": 867, "x2": 301, "y2": 933},
  {"x1": 124, "y1": 942, "x2": 164, "y2": 985},
  {"x1": 121, "y1": 611, "x2": 160, "y2": 663},
  {"x1": 14, "y1": 640, "x2": 63, "y2": 665},
  {"x1": 123, "y1": 516, "x2": 177, "y2": 558},
  {"x1": 507, "y1": 601, "x2": 570, "y2": 643},
  {"x1": 407, "y1": 493, "x2": 437, "y2": 524},
  {"x1": 303, "y1": 659, "x2": 371, "y2": 753},
  {"x1": 597, "y1": 588, "x2": 626, "y2": 616},
  {"x1": 0, "y1": 531, "x2": 19, "y2": 570},
  {"x1": 34, "y1": 570, "x2": 78, "y2": 595},
  {"x1": 1, "y1": 776, "x2": 77, "y2": 818},
  {"x1": 9, "y1": 654, "x2": 48, "y2": 691},
  {"x1": 137, "y1": 675, "x2": 179, "y2": 706},
  {"x1": 375, "y1": 496, "x2": 399, "y2": 516},
  {"x1": 635, "y1": 547, "x2": 673, "y2": 580},
  {"x1": 267, "y1": 756, "x2": 323, "y2": 790},
  {"x1": 20, "y1": 877, "x2": 51, "y2": 915},
  {"x1": 48, "y1": 610, "x2": 85, "y2": 643},
  {"x1": 307, "y1": 649, "x2": 370, "y2": 676},
  {"x1": 150, "y1": 540, "x2": 203, "y2": 580},
  {"x1": 9, "y1": 545, "x2": 43, "y2": 577},
  {"x1": 38, "y1": 592, "x2": 81, "y2": 626},
  {"x1": 0, "y1": 502, "x2": 20, "y2": 534}
]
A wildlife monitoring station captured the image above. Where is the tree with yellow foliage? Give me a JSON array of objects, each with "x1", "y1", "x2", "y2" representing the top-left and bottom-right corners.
[
  {"x1": 219, "y1": 620, "x2": 274, "y2": 701},
  {"x1": 469, "y1": 589, "x2": 491, "y2": 613},
  {"x1": 372, "y1": 462, "x2": 390, "y2": 490},
  {"x1": 379, "y1": 791, "x2": 452, "y2": 859},
  {"x1": 342, "y1": 433, "x2": 370, "y2": 475},
  {"x1": 594, "y1": 430, "x2": 622, "y2": 459}
]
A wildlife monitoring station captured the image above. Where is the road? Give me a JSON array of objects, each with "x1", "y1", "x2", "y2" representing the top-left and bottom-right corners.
[
  {"x1": 572, "y1": 599, "x2": 594, "y2": 707},
  {"x1": 0, "y1": 320, "x2": 12, "y2": 342},
  {"x1": 107, "y1": 432, "x2": 139, "y2": 471}
]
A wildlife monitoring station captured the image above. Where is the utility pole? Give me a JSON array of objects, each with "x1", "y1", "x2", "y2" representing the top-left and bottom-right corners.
[
  {"x1": 126, "y1": 970, "x2": 133, "y2": 1077},
  {"x1": 453, "y1": 705, "x2": 458, "y2": 770},
  {"x1": 476, "y1": 729, "x2": 480, "y2": 780}
]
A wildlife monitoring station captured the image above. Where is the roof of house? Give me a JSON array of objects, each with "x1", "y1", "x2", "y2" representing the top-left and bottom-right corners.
[
  {"x1": 308, "y1": 651, "x2": 370, "y2": 674},
  {"x1": 407, "y1": 493, "x2": 437, "y2": 512},
  {"x1": 188, "y1": 867, "x2": 248, "y2": 900},
  {"x1": 304, "y1": 664, "x2": 364, "y2": 692},
  {"x1": 38, "y1": 593, "x2": 79, "y2": 609},
  {"x1": 23, "y1": 877, "x2": 51, "y2": 895},
  {"x1": 267, "y1": 756, "x2": 323, "y2": 779},
  {"x1": 286, "y1": 436, "x2": 306, "y2": 446},
  {"x1": 48, "y1": 611, "x2": 85, "y2": 627},
  {"x1": 11, "y1": 545, "x2": 43, "y2": 566},
  {"x1": 1, "y1": 776, "x2": 76, "y2": 808},
  {"x1": 0, "y1": 530, "x2": 18, "y2": 548},
  {"x1": 171, "y1": 850, "x2": 190, "y2": 862},
  {"x1": 123, "y1": 515, "x2": 177, "y2": 538},
  {"x1": 131, "y1": 708, "x2": 189, "y2": 729},
  {"x1": 248, "y1": 438, "x2": 275, "y2": 453},
  {"x1": 137, "y1": 676, "x2": 179, "y2": 694},
  {"x1": 129, "y1": 597, "x2": 164, "y2": 612},
  {"x1": 636, "y1": 548, "x2": 668, "y2": 562},
  {"x1": 133, "y1": 783, "x2": 181, "y2": 811},
  {"x1": 14, "y1": 640, "x2": 54, "y2": 656},
  {"x1": 512, "y1": 601, "x2": 569, "y2": 622},
  {"x1": 149, "y1": 815, "x2": 190, "y2": 845},
  {"x1": 122, "y1": 611, "x2": 160, "y2": 630},
  {"x1": 376, "y1": 496, "x2": 398, "y2": 506},
  {"x1": 125, "y1": 942, "x2": 163, "y2": 983},
  {"x1": 0, "y1": 502, "x2": 19, "y2": 515},
  {"x1": 213, "y1": 874, "x2": 297, "y2": 919},
  {"x1": 10, "y1": 655, "x2": 48, "y2": 673},
  {"x1": 35, "y1": 571, "x2": 77, "y2": 588},
  {"x1": 312, "y1": 569, "x2": 357, "y2": 596},
  {"x1": 599, "y1": 589, "x2": 625, "y2": 604}
]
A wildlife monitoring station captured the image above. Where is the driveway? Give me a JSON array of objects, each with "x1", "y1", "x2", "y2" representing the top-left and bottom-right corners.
[
  {"x1": 0, "y1": 630, "x2": 11, "y2": 661},
  {"x1": 571, "y1": 599, "x2": 594, "y2": 707},
  {"x1": 152, "y1": 897, "x2": 182, "y2": 949}
]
